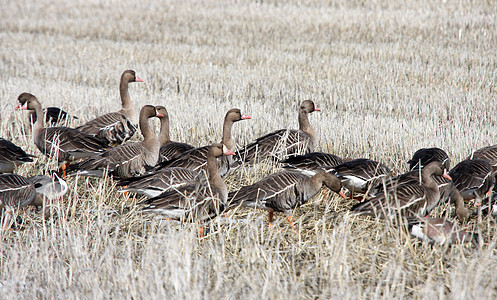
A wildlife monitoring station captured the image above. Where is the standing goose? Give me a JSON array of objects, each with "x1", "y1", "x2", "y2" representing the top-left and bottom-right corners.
[
  {"x1": 154, "y1": 108, "x2": 250, "y2": 176},
  {"x1": 16, "y1": 93, "x2": 107, "y2": 175},
  {"x1": 66, "y1": 105, "x2": 163, "y2": 179},
  {"x1": 228, "y1": 171, "x2": 346, "y2": 227},
  {"x1": 352, "y1": 162, "x2": 452, "y2": 219},
  {"x1": 406, "y1": 217, "x2": 478, "y2": 247},
  {"x1": 279, "y1": 152, "x2": 344, "y2": 176},
  {"x1": 0, "y1": 174, "x2": 37, "y2": 230},
  {"x1": 449, "y1": 159, "x2": 494, "y2": 204},
  {"x1": 0, "y1": 138, "x2": 36, "y2": 173},
  {"x1": 236, "y1": 100, "x2": 320, "y2": 164},
  {"x1": 330, "y1": 158, "x2": 391, "y2": 197},
  {"x1": 155, "y1": 105, "x2": 195, "y2": 162},
  {"x1": 140, "y1": 143, "x2": 235, "y2": 223},
  {"x1": 76, "y1": 70, "x2": 143, "y2": 146},
  {"x1": 408, "y1": 147, "x2": 450, "y2": 171}
]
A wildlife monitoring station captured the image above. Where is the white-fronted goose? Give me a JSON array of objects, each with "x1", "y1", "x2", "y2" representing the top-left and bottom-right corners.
[
  {"x1": 76, "y1": 70, "x2": 143, "y2": 146},
  {"x1": 0, "y1": 173, "x2": 37, "y2": 230},
  {"x1": 154, "y1": 108, "x2": 250, "y2": 176},
  {"x1": 0, "y1": 138, "x2": 36, "y2": 173},
  {"x1": 406, "y1": 217, "x2": 478, "y2": 246},
  {"x1": 17, "y1": 96, "x2": 78, "y2": 126},
  {"x1": 228, "y1": 171, "x2": 346, "y2": 227},
  {"x1": 279, "y1": 152, "x2": 344, "y2": 176},
  {"x1": 330, "y1": 158, "x2": 391, "y2": 197},
  {"x1": 118, "y1": 167, "x2": 198, "y2": 198},
  {"x1": 155, "y1": 105, "x2": 195, "y2": 162},
  {"x1": 449, "y1": 159, "x2": 494, "y2": 204},
  {"x1": 408, "y1": 147, "x2": 450, "y2": 171},
  {"x1": 66, "y1": 105, "x2": 163, "y2": 179},
  {"x1": 140, "y1": 143, "x2": 235, "y2": 223},
  {"x1": 16, "y1": 93, "x2": 107, "y2": 174},
  {"x1": 374, "y1": 169, "x2": 468, "y2": 222},
  {"x1": 236, "y1": 100, "x2": 319, "y2": 164},
  {"x1": 352, "y1": 162, "x2": 452, "y2": 219}
]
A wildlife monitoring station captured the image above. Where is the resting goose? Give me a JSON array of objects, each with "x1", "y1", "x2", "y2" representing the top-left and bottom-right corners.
[
  {"x1": 140, "y1": 143, "x2": 235, "y2": 223},
  {"x1": 0, "y1": 138, "x2": 36, "y2": 173},
  {"x1": 17, "y1": 97, "x2": 77, "y2": 127},
  {"x1": 449, "y1": 159, "x2": 494, "y2": 204},
  {"x1": 330, "y1": 158, "x2": 391, "y2": 197},
  {"x1": 408, "y1": 147, "x2": 450, "y2": 171},
  {"x1": 77, "y1": 70, "x2": 143, "y2": 146},
  {"x1": 352, "y1": 162, "x2": 451, "y2": 219},
  {"x1": 236, "y1": 100, "x2": 319, "y2": 164},
  {"x1": 406, "y1": 217, "x2": 478, "y2": 246},
  {"x1": 154, "y1": 108, "x2": 250, "y2": 176},
  {"x1": 67, "y1": 105, "x2": 163, "y2": 179},
  {"x1": 155, "y1": 105, "x2": 195, "y2": 162},
  {"x1": 0, "y1": 174, "x2": 37, "y2": 230},
  {"x1": 279, "y1": 152, "x2": 344, "y2": 176},
  {"x1": 228, "y1": 171, "x2": 346, "y2": 227},
  {"x1": 16, "y1": 93, "x2": 107, "y2": 175}
]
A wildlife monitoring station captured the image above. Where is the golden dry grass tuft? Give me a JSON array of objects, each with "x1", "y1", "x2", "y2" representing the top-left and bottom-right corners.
[{"x1": 1, "y1": 0, "x2": 497, "y2": 298}]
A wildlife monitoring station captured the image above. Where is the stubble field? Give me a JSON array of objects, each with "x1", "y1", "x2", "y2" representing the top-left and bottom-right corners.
[{"x1": 0, "y1": 0, "x2": 496, "y2": 298}]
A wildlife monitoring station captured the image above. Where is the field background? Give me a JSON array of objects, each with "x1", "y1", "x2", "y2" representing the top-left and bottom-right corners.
[{"x1": 1, "y1": 0, "x2": 496, "y2": 298}]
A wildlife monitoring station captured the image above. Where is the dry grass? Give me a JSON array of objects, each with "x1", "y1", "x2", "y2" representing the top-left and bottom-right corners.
[{"x1": 1, "y1": 0, "x2": 497, "y2": 298}]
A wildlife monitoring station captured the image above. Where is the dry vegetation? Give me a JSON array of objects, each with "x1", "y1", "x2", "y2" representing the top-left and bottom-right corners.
[{"x1": 1, "y1": 0, "x2": 496, "y2": 298}]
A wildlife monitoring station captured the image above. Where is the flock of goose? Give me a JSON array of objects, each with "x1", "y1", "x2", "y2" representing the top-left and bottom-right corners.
[{"x1": 2, "y1": 69, "x2": 497, "y2": 246}]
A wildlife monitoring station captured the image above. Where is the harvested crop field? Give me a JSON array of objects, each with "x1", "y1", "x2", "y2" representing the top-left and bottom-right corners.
[{"x1": 0, "y1": 0, "x2": 496, "y2": 298}]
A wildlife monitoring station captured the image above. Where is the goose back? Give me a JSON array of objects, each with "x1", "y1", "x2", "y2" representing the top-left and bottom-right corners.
[
  {"x1": 280, "y1": 152, "x2": 344, "y2": 176},
  {"x1": 0, "y1": 174, "x2": 36, "y2": 209}
]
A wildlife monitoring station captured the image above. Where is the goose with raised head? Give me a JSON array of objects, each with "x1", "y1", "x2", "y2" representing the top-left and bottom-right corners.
[
  {"x1": 140, "y1": 143, "x2": 235, "y2": 223},
  {"x1": 279, "y1": 152, "x2": 344, "y2": 176},
  {"x1": 0, "y1": 138, "x2": 36, "y2": 173},
  {"x1": 155, "y1": 105, "x2": 195, "y2": 162},
  {"x1": 0, "y1": 173, "x2": 37, "y2": 230},
  {"x1": 154, "y1": 108, "x2": 250, "y2": 176},
  {"x1": 408, "y1": 147, "x2": 450, "y2": 171},
  {"x1": 67, "y1": 105, "x2": 163, "y2": 179},
  {"x1": 352, "y1": 161, "x2": 452, "y2": 219},
  {"x1": 16, "y1": 93, "x2": 107, "y2": 175},
  {"x1": 77, "y1": 70, "x2": 143, "y2": 146},
  {"x1": 406, "y1": 217, "x2": 478, "y2": 247},
  {"x1": 449, "y1": 159, "x2": 494, "y2": 204},
  {"x1": 330, "y1": 158, "x2": 391, "y2": 197},
  {"x1": 228, "y1": 171, "x2": 346, "y2": 227},
  {"x1": 235, "y1": 100, "x2": 320, "y2": 164}
]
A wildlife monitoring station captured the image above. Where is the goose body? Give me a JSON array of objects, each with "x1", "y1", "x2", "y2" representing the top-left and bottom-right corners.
[
  {"x1": 352, "y1": 162, "x2": 451, "y2": 219},
  {"x1": 0, "y1": 138, "x2": 35, "y2": 173},
  {"x1": 449, "y1": 159, "x2": 494, "y2": 202},
  {"x1": 468, "y1": 145, "x2": 497, "y2": 167},
  {"x1": 408, "y1": 147, "x2": 450, "y2": 171},
  {"x1": 67, "y1": 105, "x2": 163, "y2": 179},
  {"x1": 0, "y1": 173, "x2": 37, "y2": 230},
  {"x1": 16, "y1": 93, "x2": 107, "y2": 165},
  {"x1": 228, "y1": 171, "x2": 344, "y2": 226},
  {"x1": 77, "y1": 70, "x2": 143, "y2": 146},
  {"x1": 118, "y1": 167, "x2": 198, "y2": 198},
  {"x1": 154, "y1": 108, "x2": 250, "y2": 176},
  {"x1": 140, "y1": 143, "x2": 234, "y2": 223},
  {"x1": 331, "y1": 158, "x2": 391, "y2": 196},
  {"x1": 279, "y1": 152, "x2": 344, "y2": 176},
  {"x1": 236, "y1": 100, "x2": 319, "y2": 164}
]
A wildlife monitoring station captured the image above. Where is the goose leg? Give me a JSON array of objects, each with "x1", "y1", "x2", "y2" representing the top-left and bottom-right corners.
[
  {"x1": 268, "y1": 211, "x2": 274, "y2": 229},
  {"x1": 286, "y1": 216, "x2": 295, "y2": 229},
  {"x1": 60, "y1": 163, "x2": 68, "y2": 179},
  {"x1": 1, "y1": 208, "x2": 13, "y2": 231}
]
